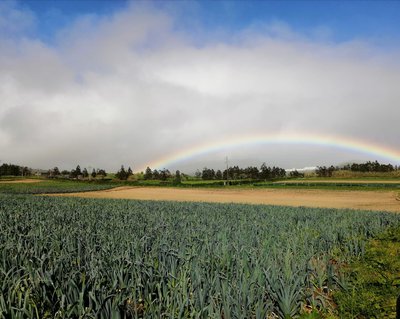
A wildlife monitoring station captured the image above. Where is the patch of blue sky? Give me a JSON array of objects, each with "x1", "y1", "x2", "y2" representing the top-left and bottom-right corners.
[
  {"x1": 163, "y1": 1, "x2": 400, "y2": 46},
  {"x1": 11, "y1": 0, "x2": 400, "y2": 47},
  {"x1": 11, "y1": 0, "x2": 128, "y2": 42}
]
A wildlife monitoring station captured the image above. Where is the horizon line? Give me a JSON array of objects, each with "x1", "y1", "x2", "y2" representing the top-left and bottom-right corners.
[{"x1": 136, "y1": 132, "x2": 400, "y2": 172}]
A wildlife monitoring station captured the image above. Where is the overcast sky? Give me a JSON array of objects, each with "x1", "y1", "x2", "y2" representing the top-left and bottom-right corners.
[{"x1": 1, "y1": 1, "x2": 400, "y2": 172}]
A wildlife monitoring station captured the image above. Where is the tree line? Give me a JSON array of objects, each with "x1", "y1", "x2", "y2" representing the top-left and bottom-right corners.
[
  {"x1": 315, "y1": 166, "x2": 336, "y2": 178},
  {"x1": 0, "y1": 163, "x2": 31, "y2": 176},
  {"x1": 47, "y1": 164, "x2": 132, "y2": 180},
  {"x1": 48, "y1": 165, "x2": 107, "y2": 179},
  {"x1": 143, "y1": 167, "x2": 183, "y2": 184},
  {"x1": 2, "y1": 160, "x2": 398, "y2": 180},
  {"x1": 143, "y1": 163, "x2": 287, "y2": 181},
  {"x1": 115, "y1": 165, "x2": 133, "y2": 180},
  {"x1": 200, "y1": 164, "x2": 287, "y2": 180},
  {"x1": 50, "y1": 165, "x2": 135, "y2": 180},
  {"x1": 344, "y1": 160, "x2": 396, "y2": 173},
  {"x1": 316, "y1": 160, "x2": 398, "y2": 177}
]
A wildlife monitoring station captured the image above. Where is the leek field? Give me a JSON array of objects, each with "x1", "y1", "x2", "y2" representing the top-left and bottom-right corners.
[
  {"x1": 0, "y1": 180, "x2": 115, "y2": 195},
  {"x1": 1, "y1": 195, "x2": 399, "y2": 318}
]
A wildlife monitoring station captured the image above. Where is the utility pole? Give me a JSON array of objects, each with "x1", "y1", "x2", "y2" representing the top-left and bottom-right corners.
[{"x1": 225, "y1": 156, "x2": 229, "y2": 185}]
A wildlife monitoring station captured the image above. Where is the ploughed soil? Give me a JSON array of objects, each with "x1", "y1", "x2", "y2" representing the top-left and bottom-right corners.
[
  {"x1": 55, "y1": 187, "x2": 400, "y2": 212},
  {"x1": 274, "y1": 179, "x2": 400, "y2": 184},
  {"x1": 0, "y1": 179, "x2": 43, "y2": 184}
]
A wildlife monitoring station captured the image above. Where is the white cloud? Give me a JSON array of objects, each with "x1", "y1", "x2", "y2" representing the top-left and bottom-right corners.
[{"x1": 0, "y1": 4, "x2": 399, "y2": 171}]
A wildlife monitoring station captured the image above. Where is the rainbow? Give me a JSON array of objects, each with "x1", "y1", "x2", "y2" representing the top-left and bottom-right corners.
[{"x1": 138, "y1": 133, "x2": 400, "y2": 171}]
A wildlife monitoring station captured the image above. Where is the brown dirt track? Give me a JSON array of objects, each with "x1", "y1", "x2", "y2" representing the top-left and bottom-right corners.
[
  {"x1": 275, "y1": 179, "x2": 400, "y2": 184},
  {"x1": 0, "y1": 179, "x2": 43, "y2": 184},
  {"x1": 55, "y1": 187, "x2": 400, "y2": 212}
]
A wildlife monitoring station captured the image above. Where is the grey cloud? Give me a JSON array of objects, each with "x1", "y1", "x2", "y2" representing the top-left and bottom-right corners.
[
  {"x1": 0, "y1": 41, "x2": 74, "y2": 94},
  {"x1": 0, "y1": 4, "x2": 399, "y2": 171}
]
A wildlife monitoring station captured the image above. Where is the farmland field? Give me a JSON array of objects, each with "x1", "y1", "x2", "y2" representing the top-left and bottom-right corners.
[
  {"x1": 0, "y1": 180, "x2": 115, "y2": 194},
  {"x1": 1, "y1": 194, "x2": 400, "y2": 318},
  {"x1": 55, "y1": 186, "x2": 400, "y2": 212}
]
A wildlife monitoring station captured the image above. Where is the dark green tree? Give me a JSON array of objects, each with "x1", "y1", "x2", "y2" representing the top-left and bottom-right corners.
[
  {"x1": 144, "y1": 167, "x2": 153, "y2": 180},
  {"x1": 0, "y1": 163, "x2": 23, "y2": 176},
  {"x1": 82, "y1": 168, "x2": 89, "y2": 178},
  {"x1": 153, "y1": 169, "x2": 160, "y2": 180},
  {"x1": 260, "y1": 163, "x2": 271, "y2": 180},
  {"x1": 116, "y1": 165, "x2": 128, "y2": 180},
  {"x1": 244, "y1": 166, "x2": 259, "y2": 179},
  {"x1": 53, "y1": 167, "x2": 60, "y2": 176},
  {"x1": 173, "y1": 170, "x2": 182, "y2": 185},
  {"x1": 316, "y1": 166, "x2": 334, "y2": 177},
  {"x1": 127, "y1": 167, "x2": 133, "y2": 177},
  {"x1": 97, "y1": 169, "x2": 106, "y2": 178},
  {"x1": 289, "y1": 170, "x2": 304, "y2": 178},
  {"x1": 160, "y1": 169, "x2": 171, "y2": 181},
  {"x1": 202, "y1": 168, "x2": 215, "y2": 180},
  {"x1": 69, "y1": 165, "x2": 82, "y2": 178},
  {"x1": 22, "y1": 167, "x2": 31, "y2": 176}
]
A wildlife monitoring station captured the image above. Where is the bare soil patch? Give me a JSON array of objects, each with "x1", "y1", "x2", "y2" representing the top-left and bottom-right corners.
[
  {"x1": 275, "y1": 179, "x2": 400, "y2": 184},
  {"x1": 0, "y1": 179, "x2": 43, "y2": 184},
  {"x1": 55, "y1": 187, "x2": 400, "y2": 212}
]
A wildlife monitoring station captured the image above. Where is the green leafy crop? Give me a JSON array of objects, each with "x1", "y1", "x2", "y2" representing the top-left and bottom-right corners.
[{"x1": 0, "y1": 195, "x2": 399, "y2": 318}]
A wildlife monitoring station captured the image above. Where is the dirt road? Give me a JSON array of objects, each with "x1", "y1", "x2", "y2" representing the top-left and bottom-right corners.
[
  {"x1": 274, "y1": 179, "x2": 400, "y2": 184},
  {"x1": 55, "y1": 187, "x2": 400, "y2": 212},
  {"x1": 0, "y1": 179, "x2": 43, "y2": 184}
]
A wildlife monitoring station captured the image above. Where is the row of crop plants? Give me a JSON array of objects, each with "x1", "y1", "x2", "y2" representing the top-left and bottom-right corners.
[
  {"x1": 0, "y1": 180, "x2": 115, "y2": 194},
  {"x1": 1, "y1": 195, "x2": 399, "y2": 318}
]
